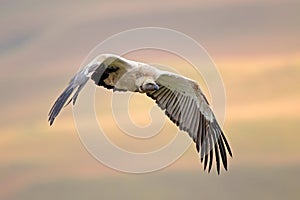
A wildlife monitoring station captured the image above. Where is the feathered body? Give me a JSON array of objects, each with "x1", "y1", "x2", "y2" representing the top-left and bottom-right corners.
[{"x1": 48, "y1": 54, "x2": 232, "y2": 174}]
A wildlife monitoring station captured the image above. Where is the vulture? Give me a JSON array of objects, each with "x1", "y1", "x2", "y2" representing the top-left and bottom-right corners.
[{"x1": 48, "y1": 54, "x2": 232, "y2": 174}]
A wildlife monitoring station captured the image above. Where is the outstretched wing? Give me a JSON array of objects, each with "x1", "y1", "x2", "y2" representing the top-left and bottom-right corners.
[
  {"x1": 48, "y1": 55, "x2": 133, "y2": 125},
  {"x1": 48, "y1": 62, "x2": 99, "y2": 125},
  {"x1": 147, "y1": 72, "x2": 232, "y2": 174}
]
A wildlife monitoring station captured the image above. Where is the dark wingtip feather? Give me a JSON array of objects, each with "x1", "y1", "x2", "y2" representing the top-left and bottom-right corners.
[
  {"x1": 49, "y1": 119, "x2": 54, "y2": 126},
  {"x1": 196, "y1": 143, "x2": 199, "y2": 152},
  {"x1": 48, "y1": 85, "x2": 74, "y2": 126},
  {"x1": 208, "y1": 151, "x2": 213, "y2": 173},
  {"x1": 212, "y1": 131, "x2": 221, "y2": 175},
  {"x1": 217, "y1": 132, "x2": 228, "y2": 170},
  {"x1": 203, "y1": 153, "x2": 208, "y2": 171},
  {"x1": 221, "y1": 131, "x2": 233, "y2": 157},
  {"x1": 208, "y1": 132, "x2": 214, "y2": 173},
  {"x1": 213, "y1": 118, "x2": 232, "y2": 158},
  {"x1": 212, "y1": 118, "x2": 232, "y2": 173}
]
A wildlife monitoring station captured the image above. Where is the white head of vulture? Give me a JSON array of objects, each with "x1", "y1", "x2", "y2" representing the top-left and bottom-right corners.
[{"x1": 48, "y1": 54, "x2": 232, "y2": 174}]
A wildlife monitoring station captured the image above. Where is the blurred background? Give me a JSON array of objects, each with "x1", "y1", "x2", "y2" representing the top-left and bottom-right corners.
[{"x1": 1, "y1": 0, "x2": 300, "y2": 199}]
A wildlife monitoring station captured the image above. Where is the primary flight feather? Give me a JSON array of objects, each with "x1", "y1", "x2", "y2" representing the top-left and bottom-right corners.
[{"x1": 48, "y1": 54, "x2": 232, "y2": 174}]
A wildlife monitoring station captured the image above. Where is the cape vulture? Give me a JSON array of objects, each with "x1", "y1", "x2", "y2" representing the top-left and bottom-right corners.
[{"x1": 48, "y1": 54, "x2": 232, "y2": 174}]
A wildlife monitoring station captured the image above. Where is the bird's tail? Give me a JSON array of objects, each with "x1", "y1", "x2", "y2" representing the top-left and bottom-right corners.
[{"x1": 48, "y1": 71, "x2": 89, "y2": 126}]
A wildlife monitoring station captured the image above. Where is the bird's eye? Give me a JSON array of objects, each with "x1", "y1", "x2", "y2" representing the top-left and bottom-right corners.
[{"x1": 108, "y1": 65, "x2": 119, "y2": 72}]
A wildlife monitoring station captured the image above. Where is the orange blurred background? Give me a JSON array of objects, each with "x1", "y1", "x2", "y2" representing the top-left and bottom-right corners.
[{"x1": 1, "y1": 0, "x2": 300, "y2": 199}]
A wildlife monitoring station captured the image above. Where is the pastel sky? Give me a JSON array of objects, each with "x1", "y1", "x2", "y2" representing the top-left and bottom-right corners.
[{"x1": 0, "y1": 0, "x2": 299, "y2": 199}]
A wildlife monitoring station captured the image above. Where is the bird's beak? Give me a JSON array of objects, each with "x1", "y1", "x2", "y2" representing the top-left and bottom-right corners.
[{"x1": 141, "y1": 82, "x2": 160, "y2": 92}]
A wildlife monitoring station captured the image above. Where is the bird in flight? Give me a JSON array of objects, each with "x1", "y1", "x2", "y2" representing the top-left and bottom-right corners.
[{"x1": 48, "y1": 54, "x2": 232, "y2": 174}]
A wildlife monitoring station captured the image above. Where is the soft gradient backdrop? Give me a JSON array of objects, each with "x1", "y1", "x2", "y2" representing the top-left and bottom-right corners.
[{"x1": 1, "y1": 0, "x2": 300, "y2": 199}]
